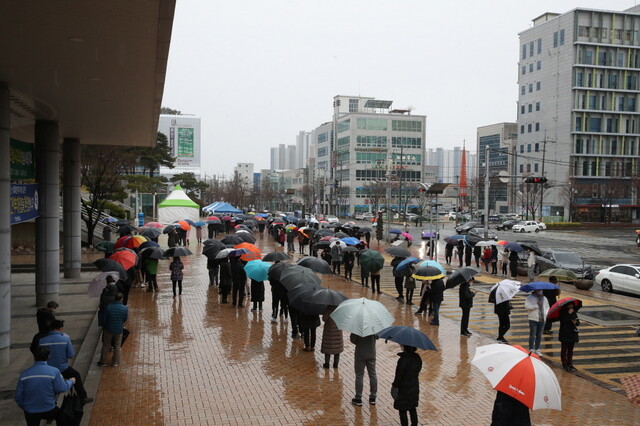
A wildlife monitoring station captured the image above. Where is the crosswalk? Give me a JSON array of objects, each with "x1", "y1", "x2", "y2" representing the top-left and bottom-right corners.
[{"x1": 349, "y1": 253, "x2": 640, "y2": 392}]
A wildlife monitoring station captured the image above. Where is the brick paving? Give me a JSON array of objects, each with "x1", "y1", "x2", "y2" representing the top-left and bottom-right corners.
[{"x1": 88, "y1": 234, "x2": 640, "y2": 425}]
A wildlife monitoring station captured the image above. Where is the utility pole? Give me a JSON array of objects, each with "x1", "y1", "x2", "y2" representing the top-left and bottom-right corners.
[
  {"x1": 484, "y1": 144, "x2": 490, "y2": 239},
  {"x1": 539, "y1": 132, "x2": 556, "y2": 221}
]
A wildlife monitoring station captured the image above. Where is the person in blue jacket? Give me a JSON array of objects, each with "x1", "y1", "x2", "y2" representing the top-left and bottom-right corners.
[
  {"x1": 37, "y1": 320, "x2": 93, "y2": 404},
  {"x1": 15, "y1": 346, "x2": 75, "y2": 426},
  {"x1": 98, "y1": 292, "x2": 129, "y2": 367}
]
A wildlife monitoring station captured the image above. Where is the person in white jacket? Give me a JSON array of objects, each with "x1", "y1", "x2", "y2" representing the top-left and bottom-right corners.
[
  {"x1": 524, "y1": 289, "x2": 549, "y2": 355},
  {"x1": 526, "y1": 250, "x2": 536, "y2": 282}
]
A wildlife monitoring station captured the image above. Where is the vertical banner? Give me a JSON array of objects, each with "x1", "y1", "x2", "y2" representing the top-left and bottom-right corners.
[
  {"x1": 10, "y1": 138, "x2": 35, "y2": 180},
  {"x1": 10, "y1": 183, "x2": 39, "y2": 224},
  {"x1": 177, "y1": 127, "x2": 194, "y2": 157}
]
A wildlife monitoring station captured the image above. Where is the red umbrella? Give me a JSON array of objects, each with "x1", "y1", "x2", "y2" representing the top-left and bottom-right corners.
[
  {"x1": 222, "y1": 216, "x2": 233, "y2": 221},
  {"x1": 547, "y1": 297, "x2": 583, "y2": 322},
  {"x1": 143, "y1": 221, "x2": 164, "y2": 228},
  {"x1": 234, "y1": 242, "x2": 261, "y2": 261},
  {"x1": 109, "y1": 249, "x2": 137, "y2": 270},
  {"x1": 124, "y1": 235, "x2": 148, "y2": 249},
  {"x1": 206, "y1": 216, "x2": 221, "y2": 222},
  {"x1": 114, "y1": 236, "x2": 132, "y2": 249},
  {"x1": 319, "y1": 236, "x2": 334, "y2": 241}
]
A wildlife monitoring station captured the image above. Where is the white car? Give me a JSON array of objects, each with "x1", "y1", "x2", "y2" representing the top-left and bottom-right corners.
[
  {"x1": 362, "y1": 213, "x2": 374, "y2": 221},
  {"x1": 353, "y1": 213, "x2": 365, "y2": 220},
  {"x1": 595, "y1": 264, "x2": 640, "y2": 296},
  {"x1": 325, "y1": 215, "x2": 339, "y2": 223},
  {"x1": 512, "y1": 221, "x2": 545, "y2": 233}
]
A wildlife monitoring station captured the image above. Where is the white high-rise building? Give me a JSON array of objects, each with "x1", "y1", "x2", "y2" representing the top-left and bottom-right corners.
[
  {"x1": 518, "y1": 5, "x2": 640, "y2": 221},
  {"x1": 234, "y1": 163, "x2": 254, "y2": 191},
  {"x1": 158, "y1": 114, "x2": 201, "y2": 178}
]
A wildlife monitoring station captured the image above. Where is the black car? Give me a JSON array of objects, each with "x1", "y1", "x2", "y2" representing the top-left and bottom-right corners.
[
  {"x1": 495, "y1": 220, "x2": 520, "y2": 231},
  {"x1": 455, "y1": 221, "x2": 481, "y2": 234},
  {"x1": 467, "y1": 227, "x2": 498, "y2": 241},
  {"x1": 537, "y1": 249, "x2": 594, "y2": 280}
]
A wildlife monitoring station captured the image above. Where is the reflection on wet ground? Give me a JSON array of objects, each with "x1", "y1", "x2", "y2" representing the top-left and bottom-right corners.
[{"x1": 89, "y1": 234, "x2": 640, "y2": 425}]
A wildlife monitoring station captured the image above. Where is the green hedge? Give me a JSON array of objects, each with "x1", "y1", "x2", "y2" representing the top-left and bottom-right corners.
[
  {"x1": 104, "y1": 202, "x2": 127, "y2": 219},
  {"x1": 545, "y1": 222, "x2": 582, "y2": 229}
]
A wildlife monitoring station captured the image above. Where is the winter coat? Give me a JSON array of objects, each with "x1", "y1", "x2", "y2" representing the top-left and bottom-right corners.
[
  {"x1": 298, "y1": 312, "x2": 320, "y2": 330},
  {"x1": 230, "y1": 258, "x2": 247, "y2": 286},
  {"x1": 104, "y1": 301, "x2": 128, "y2": 334},
  {"x1": 404, "y1": 275, "x2": 416, "y2": 290},
  {"x1": 524, "y1": 293, "x2": 549, "y2": 322},
  {"x1": 392, "y1": 351, "x2": 423, "y2": 411},
  {"x1": 350, "y1": 333, "x2": 377, "y2": 360},
  {"x1": 36, "y1": 308, "x2": 56, "y2": 334},
  {"x1": 250, "y1": 279, "x2": 265, "y2": 302},
  {"x1": 330, "y1": 244, "x2": 343, "y2": 262},
  {"x1": 491, "y1": 391, "x2": 531, "y2": 426},
  {"x1": 459, "y1": 282, "x2": 475, "y2": 308},
  {"x1": 391, "y1": 256, "x2": 405, "y2": 277},
  {"x1": 218, "y1": 262, "x2": 232, "y2": 293},
  {"x1": 558, "y1": 310, "x2": 580, "y2": 344},
  {"x1": 495, "y1": 300, "x2": 512, "y2": 316},
  {"x1": 321, "y1": 307, "x2": 344, "y2": 355},
  {"x1": 169, "y1": 260, "x2": 184, "y2": 281},
  {"x1": 482, "y1": 248, "x2": 492, "y2": 263},
  {"x1": 427, "y1": 279, "x2": 445, "y2": 303},
  {"x1": 167, "y1": 231, "x2": 178, "y2": 248},
  {"x1": 98, "y1": 283, "x2": 119, "y2": 327}
]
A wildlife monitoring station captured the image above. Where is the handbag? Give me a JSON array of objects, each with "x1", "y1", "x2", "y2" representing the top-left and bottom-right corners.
[
  {"x1": 121, "y1": 327, "x2": 130, "y2": 346},
  {"x1": 60, "y1": 388, "x2": 84, "y2": 426}
]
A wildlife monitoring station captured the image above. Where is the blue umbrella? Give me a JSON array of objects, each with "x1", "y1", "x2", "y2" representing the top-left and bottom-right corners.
[
  {"x1": 396, "y1": 257, "x2": 420, "y2": 273},
  {"x1": 244, "y1": 260, "x2": 271, "y2": 282},
  {"x1": 377, "y1": 326, "x2": 437, "y2": 351},
  {"x1": 194, "y1": 221, "x2": 206, "y2": 227},
  {"x1": 519, "y1": 281, "x2": 559, "y2": 292},
  {"x1": 100, "y1": 216, "x2": 117, "y2": 223},
  {"x1": 341, "y1": 237, "x2": 361, "y2": 246},
  {"x1": 285, "y1": 216, "x2": 299, "y2": 223},
  {"x1": 504, "y1": 242, "x2": 524, "y2": 252},
  {"x1": 389, "y1": 229, "x2": 403, "y2": 234},
  {"x1": 183, "y1": 219, "x2": 196, "y2": 226},
  {"x1": 417, "y1": 259, "x2": 446, "y2": 274},
  {"x1": 139, "y1": 240, "x2": 160, "y2": 250},
  {"x1": 444, "y1": 235, "x2": 465, "y2": 244},
  {"x1": 256, "y1": 213, "x2": 269, "y2": 218}
]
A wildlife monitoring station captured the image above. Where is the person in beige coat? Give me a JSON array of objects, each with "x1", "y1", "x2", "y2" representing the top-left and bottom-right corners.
[{"x1": 321, "y1": 306, "x2": 344, "y2": 368}]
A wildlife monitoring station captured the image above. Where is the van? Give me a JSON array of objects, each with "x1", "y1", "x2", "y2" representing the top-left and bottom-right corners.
[{"x1": 503, "y1": 213, "x2": 520, "y2": 220}]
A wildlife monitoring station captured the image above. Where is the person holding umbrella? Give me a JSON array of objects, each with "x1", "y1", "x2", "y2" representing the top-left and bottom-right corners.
[
  {"x1": 230, "y1": 255, "x2": 247, "y2": 308},
  {"x1": 524, "y1": 289, "x2": 549, "y2": 355},
  {"x1": 169, "y1": 256, "x2": 184, "y2": 297},
  {"x1": 508, "y1": 249, "x2": 519, "y2": 278},
  {"x1": 218, "y1": 258, "x2": 232, "y2": 304},
  {"x1": 250, "y1": 277, "x2": 265, "y2": 312},
  {"x1": 321, "y1": 305, "x2": 344, "y2": 368},
  {"x1": 404, "y1": 265, "x2": 416, "y2": 306},
  {"x1": 391, "y1": 256, "x2": 406, "y2": 302},
  {"x1": 426, "y1": 278, "x2": 445, "y2": 325},
  {"x1": 350, "y1": 332, "x2": 378, "y2": 406},
  {"x1": 391, "y1": 345, "x2": 422, "y2": 426},
  {"x1": 459, "y1": 278, "x2": 476, "y2": 337},
  {"x1": 330, "y1": 242, "x2": 343, "y2": 275},
  {"x1": 558, "y1": 302, "x2": 580, "y2": 372},
  {"x1": 543, "y1": 276, "x2": 560, "y2": 335},
  {"x1": 444, "y1": 242, "x2": 453, "y2": 265},
  {"x1": 491, "y1": 390, "x2": 531, "y2": 425},
  {"x1": 456, "y1": 239, "x2": 464, "y2": 267},
  {"x1": 344, "y1": 249, "x2": 355, "y2": 280},
  {"x1": 500, "y1": 249, "x2": 509, "y2": 276}
]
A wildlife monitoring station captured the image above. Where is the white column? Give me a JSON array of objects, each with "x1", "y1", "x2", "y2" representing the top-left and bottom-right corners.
[
  {"x1": 63, "y1": 138, "x2": 81, "y2": 278},
  {"x1": 35, "y1": 121, "x2": 60, "y2": 306},
  {"x1": 0, "y1": 83, "x2": 11, "y2": 366}
]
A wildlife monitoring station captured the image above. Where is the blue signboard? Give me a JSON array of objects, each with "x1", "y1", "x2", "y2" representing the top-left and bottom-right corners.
[{"x1": 11, "y1": 183, "x2": 39, "y2": 224}]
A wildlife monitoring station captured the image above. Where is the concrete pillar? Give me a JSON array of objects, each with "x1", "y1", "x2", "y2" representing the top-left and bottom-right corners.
[
  {"x1": 35, "y1": 120, "x2": 60, "y2": 307},
  {"x1": 63, "y1": 138, "x2": 81, "y2": 278},
  {"x1": 0, "y1": 83, "x2": 11, "y2": 366}
]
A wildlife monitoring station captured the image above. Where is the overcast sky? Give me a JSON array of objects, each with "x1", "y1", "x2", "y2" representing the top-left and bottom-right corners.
[{"x1": 161, "y1": 0, "x2": 637, "y2": 177}]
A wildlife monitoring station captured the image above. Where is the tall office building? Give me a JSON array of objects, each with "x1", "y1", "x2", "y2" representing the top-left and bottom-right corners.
[
  {"x1": 477, "y1": 123, "x2": 518, "y2": 214},
  {"x1": 518, "y1": 6, "x2": 640, "y2": 221},
  {"x1": 296, "y1": 131, "x2": 310, "y2": 169},
  {"x1": 234, "y1": 163, "x2": 254, "y2": 191}
]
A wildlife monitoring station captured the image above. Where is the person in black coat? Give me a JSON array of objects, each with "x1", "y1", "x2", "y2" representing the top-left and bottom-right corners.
[
  {"x1": 490, "y1": 288, "x2": 512, "y2": 343},
  {"x1": 473, "y1": 245, "x2": 482, "y2": 267},
  {"x1": 491, "y1": 390, "x2": 531, "y2": 425},
  {"x1": 444, "y1": 243, "x2": 454, "y2": 265},
  {"x1": 543, "y1": 276, "x2": 561, "y2": 335},
  {"x1": 229, "y1": 256, "x2": 246, "y2": 308},
  {"x1": 391, "y1": 345, "x2": 422, "y2": 426},
  {"x1": 456, "y1": 240, "x2": 464, "y2": 267},
  {"x1": 427, "y1": 278, "x2": 445, "y2": 325},
  {"x1": 490, "y1": 245, "x2": 499, "y2": 274},
  {"x1": 218, "y1": 259, "x2": 232, "y2": 303},
  {"x1": 464, "y1": 244, "x2": 473, "y2": 267},
  {"x1": 391, "y1": 256, "x2": 406, "y2": 302},
  {"x1": 459, "y1": 279, "x2": 475, "y2": 336},
  {"x1": 299, "y1": 312, "x2": 321, "y2": 351},
  {"x1": 559, "y1": 303, "x2": 580, "y2": 371},
  {"x1": 508, "y1": 250, "x2": 520, "y2": 278},
  {"x1": 207, "y1": 256, "x2": 220, "y2": 287}
]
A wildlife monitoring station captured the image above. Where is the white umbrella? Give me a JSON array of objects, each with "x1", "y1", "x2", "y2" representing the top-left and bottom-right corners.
[
  {"x1": 308, "y1": 218, "x2": 319, "y2": 224},
  {"x1": 490, "y1": 279, "x2": 521, "y2": 304},
  {"x1": 472, "y1": 344, "x2": 561, "y2": 410},
  {"x1": 475, "y1": 240, "x2": 497, "y2": 247},
  {"x1": 88, "y1": 271, "x2": 119, "y2": 298},
  {"x1": 329, "y1": 240, "x2": 347, "y2": 249},
  {"x1": 330, "y1": 298, "x2": 394, "y2": 337}
]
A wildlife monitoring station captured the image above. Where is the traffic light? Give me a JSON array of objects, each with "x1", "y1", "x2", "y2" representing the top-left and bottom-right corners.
[{"x1": 523, "y1": 176, "x2": 548, "y2": 184}]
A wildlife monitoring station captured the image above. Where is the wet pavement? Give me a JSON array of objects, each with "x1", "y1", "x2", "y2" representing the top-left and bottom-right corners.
[{"x1": 86, "y1": 234, "x2": 640, "y2": 425}]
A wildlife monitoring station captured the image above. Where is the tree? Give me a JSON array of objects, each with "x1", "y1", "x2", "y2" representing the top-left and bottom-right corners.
[
  {"x1": 363, "y1": 181, "x2": 386, "y2": 214},
  {"x1": 123, "y1": 174, "x2": 169, "y2": 194},
  {"x1": 123, "y1": 132, "x2": 175, "y2": 178},
  {"x1": 80, "y1": 145, "x2": 130, "y2": 246},
  {"x1": 170, "y1": 172, "x2": 209, "y2": 204},
  {"x1": 160, "y1": 107, "x2": 181, "y2": 115}
]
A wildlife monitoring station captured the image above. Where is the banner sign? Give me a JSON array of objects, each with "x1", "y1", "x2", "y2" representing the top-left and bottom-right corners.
[
  {"x1": 177, "y1": 127, "x2": 194, "y2": 157},
  {"x1": 10, "y1": 138, "x2": 35, "y2": 180},
  {"x1": 11, "y1": 183, "x2": 39, "y2": 224}
]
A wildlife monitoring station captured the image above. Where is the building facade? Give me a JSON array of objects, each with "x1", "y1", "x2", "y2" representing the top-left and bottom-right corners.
[
  {"x1": 158, "y1": 114, "x2": 201, "y2": 179},
  {"x1": 477, "y1": 123, "x2": 518, "y2": 214},
  {"x1": 518, "y1": 6, "x2": 640, "y2": 221}
]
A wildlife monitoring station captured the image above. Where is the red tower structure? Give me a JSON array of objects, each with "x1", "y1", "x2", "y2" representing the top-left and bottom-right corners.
[{"x1": 459, "y1": 143, "x2": 468, "y2": 198}]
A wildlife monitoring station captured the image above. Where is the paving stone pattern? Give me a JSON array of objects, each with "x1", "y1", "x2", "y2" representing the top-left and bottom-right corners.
[{"x1": 89, "y1": 235, "x2": 640, "y2": 425}]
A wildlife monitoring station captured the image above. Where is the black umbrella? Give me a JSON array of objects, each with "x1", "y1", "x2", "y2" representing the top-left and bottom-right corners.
[
  {"x1": 202, "y1": 240, "x2": 227, "y2": 258},
  {"x1": 117, "y1": 224, "x2": 136, "y2": 235},
  {"x1": 316, "y1": 229, "x2": 334, "y2": 237},
  {"x1": 313, "y1": 240, "x2": 331, "y2": 250},
  {"x1": 116, "y1": 219, "x2": 130, "y2": 226},
  {"x1": 359, "y1": 226, "x2": 373, "y2": 233},
  {"x1": 446, "y1": 267, "x2": 480, "y2": 289},
  {"x1": 235, "y1": 232, "x2": 256, "y2": 244},
  {"x1": 140, "y1": 247, "x2": 165, "y2": 260},
  {"x1": 163, "y1": 224, "x2": 177, "y2": 234},
  {"x1": 303, "y1": 288, "x2": 348, "y2": 306},
  {"x1": 334, "y1": 232, "x2": 350, "y2": 239},
  {"x1": 263, "y1": 251, "x2": 290, "y2": 262},
  {"x1": 280, "y1": 265, "x2": 321, "y2": 290},
  {"x1": 519, "y1": 242, "x2": 542, "y2": 256},
  {"x1": 163, "y1": 247, "x2": 193, "y2": 257},
  {"x1": 268, "y1": 262, "x2": 294, "y2": 282},
  {"x1": 221, "y1": 235, "x2": 244, "y2": 246},
  {"x1": 296, "y1": 257, "x2": 332, "y2": 274},
  {"x1": 342, "y1": 246, "x2": 358, "y2": 253},
  {"x1": 288, "y1": 283, "x2": 323, "y2": 310},
  {"x1": 385, "y1": 246, "x2": 411, "y2": 257},
  {"x1": 141, "y1": 227, "x2": 162, "y2": 239},
  {"x1": 203, "y1": 238, "x2": 225, "y2": 247},
  {"x1": 93, "y1": 258, "x2": 127, "y2": 280},
  {"x1": 325, "y1": 223, "x2": 341, "y2": 228},
  {"x1": 244, "y1": 220, "x2": 257, "y2": 229}
]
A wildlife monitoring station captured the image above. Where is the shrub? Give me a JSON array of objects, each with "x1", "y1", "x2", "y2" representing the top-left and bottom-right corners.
[
  {"x1": 545, "y1": 222, "x2": 582, "y2": 229},
  {"x1": 104, "y1": 202, "x2": 127, "y2": 219}
]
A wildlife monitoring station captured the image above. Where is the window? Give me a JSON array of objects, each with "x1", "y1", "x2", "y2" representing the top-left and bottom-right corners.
[
  {"x1": 337, "y1": 136, "x2": 350, "y2": 148},
  {"x1": 528, "y1": 104, "x2": 532, "y2": 113},
  {"x1": 520, "y1": 144, "x2": 524, "y2": 153},
  {"x1": 356, "y1": 152, "x2": 386, "y2": 164},
  {"x1": 521, "y1": 66, "x2": 526, "y2": 75},
  {"x1": 627, "y1": 75, "x2": 637, "y2": 90},
  {"x1": 537, "y1": 38, "x2": 542, "y2": 54},
  {"x1": 521, "y1": 86, "x2": 526, "y2": 95},
  {"x1": 536, "y1": 81, "x2": 541, "y2": 91},
  {"x1": 391, "y1": 137, "x2": 422, "y2": 148},
  {"x1": 527, "y1": 143, "x2": 532, "y2": 152},
  {"x1": 575, "y1": 117, "x2": 582, "y2": 131},
  {"x1": 318, "y1": 132, "x2": 328, "y2": 143},
  {"x1": 520, "y1": 125, "x2": 524, "y2": 134},
  {"x1": 534, "y1": 163, "x2": 539, "y2": 172},
  {"x1": 598, "y1": 51, "x2": 608, "y2": 66},
  {"x1": 589, "y1": 95, "x2": 596, "y2": 109},
  {"x1": 356, "y1": 169, "x2": 386, "y2": 181},
  {"x1": 553, "y1": 31, "x2": 558, "y2": 47},
  {"x1": 575, "y1": 139, "x2": 583, "y2": 153},
  {"x1": 522, "y1": 45, "x2": 527, "y2": 59},
  {"x1": 589, "y1": 117, "x2": 601, "y2": 132},
  {"x1": 392, "y1": 120, "x2": 422, "y2": 132},
  {"x1": 528, "y1": 84, "x2": 533, "y2": 93},
  {"x1": 535, "y1": 143, "x2": 539, "y2": 152},
  {"x1": 618, "y1": 52, "x2": 625, "y2": 67},
  {"x1": 537, "y1": 60, "x2": 541, "y2": 70},
  {"x1": 535, "y1": 123, "x2": 540, "y2": 131},
  {"x1": 529, "y1": 41, "x2": 534, "y2": 57},
  {"x1": 579, "y1": 26, "x2": 590, "y2": 37},
  {"x1": 317, "y1": 147, "x2": 327, "y2": 157},
  {"x1": 536, "y1": 102, "x2": 540, "y2": 111},
  {"x1": 349, "y1": 99, "x2": 358, "y2": 113},
  {"x1": 356, "y1": 135, "x2": 387, "y2": 148},
  {"x1": 520, "y1": 105, "x2": 525, "y2": 114},
  {"x1": 584, "y1": 50, "x2": 593, "y2": 65},
  {"x1": 337, "y1": 119, "x2": 350, "y2": 133},
  {"x1": 519, "y1": 164, "x2": 524, "y2": 173},
  {"x1": 576, "y1": 72, "x2": 583, "y2": 86},
  {"x1": 609, "y1": 74, "x2": 618, "y2": 89},
  {"x1": 356, "y1": 118, "x2": 387, "y2": 130},
  {"x1": 527, "y1": 124, "x2": 532, "y2": 133},
  {"x1": 529, "y1": 63, "x2": 533, "y2": 73},
  {"x1": 560, "y1": 29, "x2": 565, "y2": 45}
]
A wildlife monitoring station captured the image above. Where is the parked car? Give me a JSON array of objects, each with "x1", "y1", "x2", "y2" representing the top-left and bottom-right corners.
[
  {"x1": 353, "y1": 213, "x2": 365, "y2": 220},
  {"x1": 595, "y1": 264, "x2": 640, "y2": 296},
  {"x1": 512, "y1": 221, "x2": 545, "y2": 233},
  {"x1": 503, "y1": 213, "x2": 521, "y2": 220},
  {"x1": 495, "y1": 219, "x2": 520, "y2": 231},
  {"x1": 362, "y1": 213, "x2": 374, "y2": 221},
  {"x1": 536, "y1": 249, "x2": 593, "y2": 280},
  {"x1": 325, "y1": 215, "x2": 339, "y2": 223},
  {"x1": 467, "y1": 227, "x2": 498, "y2": 241},
  {"x1": 455, "y1": 221, "x2": 481, "y2": 234}
]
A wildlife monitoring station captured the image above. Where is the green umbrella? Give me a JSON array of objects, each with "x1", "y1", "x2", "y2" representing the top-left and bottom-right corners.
[
  {"x1": 538, "y1": 268, "x2": 578, "y2": 282},
  {"x1": 95, "y1": 241, "x2": 115, "y2": 253},
  {"x1": 359, "y1": 249, "x2": 384, "y2": 273}
]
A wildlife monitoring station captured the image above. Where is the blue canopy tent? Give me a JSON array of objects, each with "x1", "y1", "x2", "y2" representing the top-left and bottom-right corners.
[{"x1": 203, "y1": 201, "x2": 242, "y2": 214}]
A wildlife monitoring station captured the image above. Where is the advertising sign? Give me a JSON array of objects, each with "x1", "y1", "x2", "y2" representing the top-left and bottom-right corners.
[
  {"x1": 177, "y1": 128, "x2": 194, "y2": 157},
  {"x1": 10, "y1": 139, "x2": 35, "y2": 180},
  {"x1": 11, "y1": 183, "x2": 39, "y2": 224}
]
